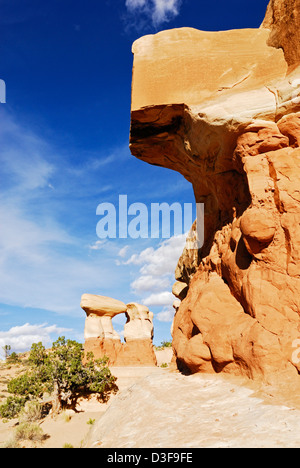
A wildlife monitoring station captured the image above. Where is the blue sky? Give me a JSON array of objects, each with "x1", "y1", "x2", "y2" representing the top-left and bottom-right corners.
[{"x1": 0, "y1": 0, "x2": 270, "y2": 356}]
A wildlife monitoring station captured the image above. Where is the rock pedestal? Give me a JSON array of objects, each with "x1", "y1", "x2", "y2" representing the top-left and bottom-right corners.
[{"x1": 81, "y1": 294, "x2": 157, "y2": 367}]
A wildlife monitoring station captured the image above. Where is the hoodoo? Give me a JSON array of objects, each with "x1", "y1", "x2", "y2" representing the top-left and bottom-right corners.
[{"x1": 81, "y1": 294, "x2": 157, "y2": 366}]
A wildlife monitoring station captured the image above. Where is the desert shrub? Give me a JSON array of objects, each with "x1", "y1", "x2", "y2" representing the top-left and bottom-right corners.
[
  {"x1": 6, "y1": 352, "x2": 21, "y2": 365},
  {"x1": 7, "y1": 372, "x2": 48, "y2": 398},
  {"x1": 14, "y1": 422, "x2": 45, "y2": 442},
  {"x1": 0, "y1": 396, "x2": 28, "y2": 419},
  {"x1": 155, "y1": 340, "x2": 173, "y2": 351},
  {"x1": 161, "y1": 341, "x2": 172, "y2": 348},
  {"x1": 19, "y1": 400, "x2": 42, "y2": 423},
  {"x1": 160, "y1": 362, "x2": 168, "y2": 368},
  {"x1": 28, "y1": 342, "x2": 48, "y2": 367},
  {"x1": 1, "y1": 337, "x2": 118, "y2": 418},
  {"x1": 2, "y1": 422, "x2": 46, "y2": 448},
  {"x1": 46, "y1": 338, "x2": 118, "y2": 411}
]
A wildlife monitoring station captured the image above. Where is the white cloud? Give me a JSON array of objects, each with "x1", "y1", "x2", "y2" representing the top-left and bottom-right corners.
[
  {"x1": 125, "y1": 234, "x2": 186, "y2": 276},
  {"x1": 156, "y1": 306, "x2": 175, "y2": 322},
  {"x1": 118, "y1": 245, "x2": 129, "y2": 258},
  {"x1": 152, "y1": 0, "x2": 181, "y2": 25},
  {"x1": 122, "y1": 234, "x2": 186, "y2": 313},
  {"x1": 126, "y1": 0, "x2": 147, "y2": 8},
  {"x1": 0, "y1": 107, "x2": 190, "y2": 344},
  {"x1": 131, "y1": 274, "x2": 170, "y2": 292},
  {"x1": 0, "y1": 323, "x2": 71, "y2": 359},
  {"x1": 89, "y1": 240, "x2": 108, "y2": 251},
  {"x1": 143, "y1": 291, "x2": 174, "y2": 306},
  {"x1": 125, "y1": 0, "x2": 182, "y2": 27}
]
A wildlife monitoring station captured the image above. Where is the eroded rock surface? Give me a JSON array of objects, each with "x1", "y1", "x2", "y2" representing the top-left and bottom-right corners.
[
  {"x1": 129, "y1": 0, "x2": 300, "y2": 388},
  {"x1": 263, "y1": 0, "x2": 300, "y2": 69},
  {"x1": 84, "y1": 372, "x2": 300, "y2": 448},
  {"x1": 125, "y1": 303, "x2": 154, "y2": 341}
]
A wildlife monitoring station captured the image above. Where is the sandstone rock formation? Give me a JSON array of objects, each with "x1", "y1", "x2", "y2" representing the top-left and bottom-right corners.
[
  {"x1": 262, "y1": 0, "x2": 300, "y2": 69},
  {"x1": 81, "y1": 294, "x2": 126, "y2": 341},
  {"x1": 81, "y1": 294, "x2": 157, "y2": 366},
  {"x1": 129, "y1": 0, "x2": 300, "y2": 389},
  {"x1": 172, "y1": 281, "x2": 188, "y2": 300},
  {"x1": 125, "y1": 302, "x2": 154, "y2": 341},
  {"x1": 84, "y1": 372, "x2": 300, "y2": 448}
]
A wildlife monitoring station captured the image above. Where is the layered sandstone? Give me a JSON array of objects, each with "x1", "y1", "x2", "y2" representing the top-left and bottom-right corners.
[
  {"x1": 81, "y1": 294, "x2": 157, "y2": 366},
  {"x1": 129, "y1": 0, "x2": 300, "y2": 389}
]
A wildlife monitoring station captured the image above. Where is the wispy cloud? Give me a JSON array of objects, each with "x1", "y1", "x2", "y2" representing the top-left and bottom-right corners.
[
  {"x1": 0, "y1": 108, "x2": 129, "y2": 316},
  {"x1": 0, "y1": 109, "x2": 55, "y2": 194},
  {"x1": 88, "y1": 240, "x2": 108, "y2": 251},
  {"x1": 118, "y1": 245, "x2": 130, "y2": 258},
  {"x1": 125, "y1": 0, "x2": 182, "y2": 28}
]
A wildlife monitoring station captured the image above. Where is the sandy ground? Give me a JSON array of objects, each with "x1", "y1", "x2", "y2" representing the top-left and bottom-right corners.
[
  {"x1": 2, "y1": 347, "x2": 300, "y2": 448},
  {"x1": 0, "y1": 348, "x2": 173, "y2": 448}
]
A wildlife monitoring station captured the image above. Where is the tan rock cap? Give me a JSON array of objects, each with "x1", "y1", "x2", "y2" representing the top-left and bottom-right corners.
[
  {"x1": 131, "y1": 27, "x2": 287, "y2": 111},
  {"x1": 80, "y1": 294, "x2": 127, "y2": 317}
]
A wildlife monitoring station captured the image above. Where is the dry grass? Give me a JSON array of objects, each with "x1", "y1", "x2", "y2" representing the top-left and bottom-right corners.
[
  {"x1": 15, "y1": 422, "x2": 46, "y2": 442},
  {"x1": 19, "y1": 401, "x2": 43, "y2": 423}
]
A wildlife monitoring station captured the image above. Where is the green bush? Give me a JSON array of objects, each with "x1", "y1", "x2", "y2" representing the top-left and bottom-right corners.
[
  {"x1": 161, "y1": 341, "x2": 172, "y2": 348},
  {"x1": 0, "y1": 396, "x2": 28, "y2": 419},
  {"x1": 28, "y1": 342, "x2": 48, "y2": 367},
  {"x1": 1, "y1": 337, "x2": 118, "y2": 419},
  {"x1": 6, "y1": 352, "x2": 21, "y2": 365},
  {"x1": 7, "y1": 372, "x2": 48, "y2": 398}
]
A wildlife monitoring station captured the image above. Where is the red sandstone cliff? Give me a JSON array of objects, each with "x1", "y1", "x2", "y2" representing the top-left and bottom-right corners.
[{"x1": 129, "y1": 0, "x2": 300, "y2": 390}]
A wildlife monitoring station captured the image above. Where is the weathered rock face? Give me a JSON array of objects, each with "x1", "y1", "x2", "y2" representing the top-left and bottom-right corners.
[
  {"x1": 262, "y1": 0, "x2": 300, "y2": 69},
  {"x1": 129, "y1": 0, "x2": 300, "y2": 387},
  {"x1": 124, "y1": 303, "x2": 154, "y2": 341},
  {"x1": 81, "y1": 294, "x2": 157, "y2": 366}
]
